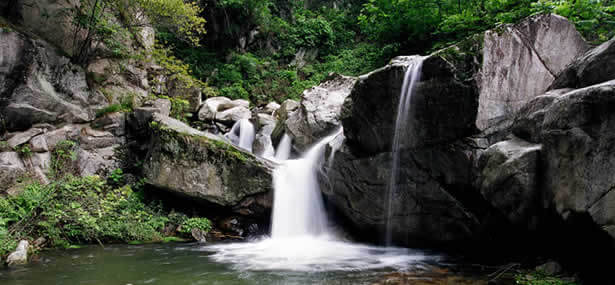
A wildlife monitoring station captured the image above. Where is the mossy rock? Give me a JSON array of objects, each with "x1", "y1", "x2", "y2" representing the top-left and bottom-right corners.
[{"x1": 143, "y1": 114, "x2": 274, "y2": 210}]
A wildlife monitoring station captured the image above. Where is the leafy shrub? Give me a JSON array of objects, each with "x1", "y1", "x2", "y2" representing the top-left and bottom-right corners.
[{"x1": 179, "y1": 217, "x2": 212, "y2": 235}]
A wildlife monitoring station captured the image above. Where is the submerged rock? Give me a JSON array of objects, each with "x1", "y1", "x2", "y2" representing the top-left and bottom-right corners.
[{"x1": 143, "y1": 113, "x2": 274, "y2": 214}]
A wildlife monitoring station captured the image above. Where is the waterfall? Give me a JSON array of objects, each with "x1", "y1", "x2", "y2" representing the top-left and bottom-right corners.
[
  {"x1": 226, "y1": 119, "x2": 255, "y2": 152},
  {"x1": 271, "y1": 129, "x2": 342, "y2": 238},
  {"x1": 385, "y1": 58, "x2": 424, "y2": 246},
  {"x1": 274, "y1": 134, "x2": 292, "y2": 161},
  {"x1": 206, "y1": 127, "x2": 429, "y2": 272}
]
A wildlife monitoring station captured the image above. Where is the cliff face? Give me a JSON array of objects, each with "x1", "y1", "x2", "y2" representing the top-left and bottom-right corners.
[{"x1": 319, "y1": 13, "x2": 615, "y2": 282}]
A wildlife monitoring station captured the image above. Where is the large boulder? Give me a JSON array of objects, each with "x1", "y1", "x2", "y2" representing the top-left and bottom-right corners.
[
  {"x1": 342, "y1": 55, "x2": 477, "y2": 155},
  {"x1": 276, "y1": 74, "x2": 357, "y2": 151},
  {"x1": 323, "y1": 140, "x2": 481, "y2": 245},
  {"x1": 143, "y1": 113, "x2": 274, "y2": 215},
  {"x1": 0, "y1": 30, "x2": 107, "y2": 131},
  {"x1": 538, "y1": 80, "x2": 615, "y2": 239},
  {"x1": 475, "y1": 14, "x2": 588, "y2": 132},
  {"x1": 550, "y1": 36, "x2": 615, "y2": 90},
  {"x1": 478, "y1": 137, "x2": 542, "y2": 225},
  {"x1": 434, "y1": 14, "x2": 588, "y2": 137}
]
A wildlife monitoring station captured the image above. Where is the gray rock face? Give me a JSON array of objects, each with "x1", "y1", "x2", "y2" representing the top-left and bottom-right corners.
[
  {"x1": 198, "y1": 97, "x2": 251, "y2": 123},
  {"x1": 475, "y1": 14, "x2": 588, "y2": 131},
  {"x1": 538, "y1": 80, "x2": 615, "y2": 239},
  {"x1": 342, "y1": 55, "x2": 477, "y2": 155},
  {"x1": 276, "y1": 74, "x2": 356, "y2": 151},
  {"x1": 323, "y1": 141, "x2": 480, "y2": 245},
  {"x1": 6, "y1": 240, "x2": 29, "y2": 266},
  {"x1": 0, "y1": 152, "x2": 27, "y2": 192},
  {"x1": 478, "y1": 137, "x2": 542, "y2": 225},
  {"x1": 511, "y1": 89, "x2": 573, "y2": 143},
  {"x1": 0, "y1": 30, "x2": 106, "y2": 131},
  {"x1": 143, "y1": 114, "x2": 274, "y2": 215},
  {"x1": 7, "y1": 127, "x2": 43, "y2": 148},
  {"x1": 550, "y1": 36, "x2": 615, "y2": 90}
]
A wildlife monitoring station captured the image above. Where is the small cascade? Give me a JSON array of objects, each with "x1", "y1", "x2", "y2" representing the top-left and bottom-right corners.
[
  {"x1": 225, "y1": 119, "x2": 255, "y2": 152},
  {"x1": 271, "y1": 129, "x2": 342, "y2": 238},
  {"x1": 385, "y1": 57, "x2": 424, "y2": 246},
  {"x1": 274, "y1": 134, "x2": 292, "y2": 161}
]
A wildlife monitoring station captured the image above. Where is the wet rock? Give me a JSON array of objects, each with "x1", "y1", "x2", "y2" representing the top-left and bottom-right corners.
[
  {"x1": 342, "y1": 55, "x2": 477, "y2": 155},
  {"x1": 191, "y1": 228, "x2": 207, "y2": 244},
  {"x1": 219, "y1": 217, "x2": 245, "y2": 237},
  {"x1": 550, "y1": 36, "x2": 615, "y2": 89},
  {"x1": 478, "y1": 137, "x2": 541, "y2": 225},
  {"x1": 277, "y1": 73, "x2": 357, "y2": 151},
  {"x1": 273, "y1": 99, "x2": 299, "y2": 121},
  {"x1": 6, "y1": 240, "x2": 29, "y2": 266}
]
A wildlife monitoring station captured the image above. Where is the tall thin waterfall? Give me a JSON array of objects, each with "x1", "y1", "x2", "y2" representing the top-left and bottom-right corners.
[
  {"x1": 385, "y1": 58, "x2": 424, "y2": 245},
  {"x1": 271, "y1": 129, "x2": 342, "y2": 238}
]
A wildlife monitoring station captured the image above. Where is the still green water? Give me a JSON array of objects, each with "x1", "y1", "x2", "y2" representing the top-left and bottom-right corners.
[{"x1": 0, "y1": 243, "x2": 495, "y2": 285}]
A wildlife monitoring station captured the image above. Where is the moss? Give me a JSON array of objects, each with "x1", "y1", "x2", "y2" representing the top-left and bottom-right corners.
[{"x1": 150, "y1": 122, "x2": 254, "y2": 164}]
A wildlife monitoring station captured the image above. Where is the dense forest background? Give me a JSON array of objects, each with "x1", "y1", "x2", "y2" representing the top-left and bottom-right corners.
[{"x1": 157, "y1": 0, "x2": 615, "y2": 105}]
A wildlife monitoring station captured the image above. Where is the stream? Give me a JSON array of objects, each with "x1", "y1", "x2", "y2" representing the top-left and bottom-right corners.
[{"x1": 0, "y1": 242, "x2": 507, "y2": 284}]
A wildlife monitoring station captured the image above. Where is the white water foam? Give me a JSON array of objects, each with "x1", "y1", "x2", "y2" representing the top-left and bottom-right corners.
[{"x1": 205, "y1": 128, "x2": 432, "y2": 272}]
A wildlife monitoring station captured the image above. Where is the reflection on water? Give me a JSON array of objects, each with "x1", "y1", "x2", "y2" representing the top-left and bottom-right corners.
[{"x1": 0, "y1": 243, "x2": 497, "y2": 285}]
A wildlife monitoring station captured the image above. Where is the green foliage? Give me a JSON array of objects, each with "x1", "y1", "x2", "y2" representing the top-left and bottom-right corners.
[
  {"x1": 49, "y1": 140, "x2": 78, "y2": 179},
  {"x1": 0, "y1": 175, "x2": 191, "y2": 255},
  {"x1": 14, "y1": 145, "x2": 32, "y2": 158},
  {"x1": 515, "y1": 271, "x2": 578, "y2": 285},
  {"x1": 108, "y1": 168, "x2": 124, "y2": 185},
  {"x1": 531, "y1": 0, "x2": 615, "y2": 44},
  {"x1": 95, "y1": 93, "x2": 135, "y2": 118},
  {"x1": 179, "y1": 217, "x2": 212, "y2": 235},
  {"x1": 67, "y1": 0, "x2": 206, "y2": 63}
]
